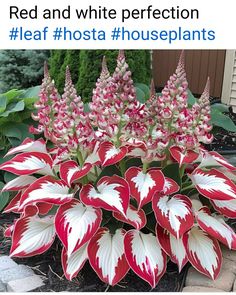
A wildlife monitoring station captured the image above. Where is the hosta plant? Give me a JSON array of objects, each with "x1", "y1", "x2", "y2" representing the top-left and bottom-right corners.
[
  {"x1": 0, "y1": 86, "x2": 40, "y2": 211},
  {"x1": 1, "y1": 51, "x2": 236, "y2": 288}
]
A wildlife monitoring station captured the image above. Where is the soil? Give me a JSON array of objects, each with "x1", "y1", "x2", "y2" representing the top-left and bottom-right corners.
[
  {"x1": 0, "y1": 213, "x2": 189, "y2": 292},
  {"x1": 207, "y1": 106, "x2": 236, "y2": 153}
]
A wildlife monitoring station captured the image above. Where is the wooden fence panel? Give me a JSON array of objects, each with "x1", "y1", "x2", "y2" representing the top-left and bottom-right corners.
[{"x1": 152, "y1": 50, "x2": 226, "y2": 98}]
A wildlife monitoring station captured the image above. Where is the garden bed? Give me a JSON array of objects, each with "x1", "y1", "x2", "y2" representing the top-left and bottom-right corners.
[
  {"x1": 207, "y1": 106, "x2": 236, "y2": 153},
  {"x1": 0, "y1": 213, "x2": 188, "y2": 292}
]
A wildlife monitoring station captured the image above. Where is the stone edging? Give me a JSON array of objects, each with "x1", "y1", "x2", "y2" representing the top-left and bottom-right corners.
[
  {"x1": 0, "y1": 256, "x2": 45, "y2": 292},
  {"x1": 183, "y1": 247, "x2": 236, "y2": 292}
]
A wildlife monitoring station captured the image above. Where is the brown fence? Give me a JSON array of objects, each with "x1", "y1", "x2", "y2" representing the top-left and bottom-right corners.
[{"x1": 152, "y1": 50, "x2": 226, "y2": 98}]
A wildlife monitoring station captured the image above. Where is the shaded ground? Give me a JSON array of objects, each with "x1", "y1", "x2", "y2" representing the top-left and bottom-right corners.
[
  {"x1": 0, "y1": 213, "x2": 188, "y2": 292},
  {"x1": 207, "y1": 107, "x2": 236, "y2": 152}
]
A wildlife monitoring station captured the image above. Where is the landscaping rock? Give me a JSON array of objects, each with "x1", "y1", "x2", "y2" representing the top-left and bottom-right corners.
[
  {"x1": 185, "y1": 267, "x2": 235, "y2": 292},
  {"x1": 221, "y1": 246, "x2": 236, "y2": 262},
  {"x1": 0, "y1": 264, "x2": 34, "y2": 284},
  {"x1": 0, "y1": 256, "x2": 17, "y2": 271},
  {"x1": 0, "y1": 280, "x2": 6, "y2": 292},
  {"x1": 182, "y1": 286, "x2": 223, "y2": 292},
  {"x1": 222, "y1": 257, "x2": 236, "y2": 274},
  {"x1": 7, "y1": 275, "x2": 45, "y2": 292},
  {"x1": 233, "y1": 279, "x2": 236, "y2": 292}
]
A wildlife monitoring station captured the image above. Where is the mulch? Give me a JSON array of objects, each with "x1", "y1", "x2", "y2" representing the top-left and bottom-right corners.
[
  {"x1": 207, "y1": 106, "x2": 236, "y2": 153},
  {"x1": 0, "y1": 212, "x2": 189, "y2": 292}
]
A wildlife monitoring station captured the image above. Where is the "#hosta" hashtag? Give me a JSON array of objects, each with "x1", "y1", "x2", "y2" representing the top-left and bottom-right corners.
[{"x1": 1, "y1": 50, "x2": 236, "y2": 288}]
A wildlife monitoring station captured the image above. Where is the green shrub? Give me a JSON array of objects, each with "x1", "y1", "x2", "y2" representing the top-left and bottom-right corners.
[
  {"x1": 0, "y1": 50, "x2": 49, "y2": 92},
  {"x1": 49, "y1": 50, "x2": 151, "y2": 101},
  {"x1": 0, "y1": 86, "x2": 39, "y2": 209}
]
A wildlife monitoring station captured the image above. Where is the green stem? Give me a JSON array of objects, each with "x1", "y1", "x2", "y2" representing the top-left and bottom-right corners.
[
  {"x1": 77, "y1": 150, "x2": 84, "y2": 166},
  {"x1": 180, "y1": 164, "x2": 186, "y2": 178},
  {"x1": 116, "y1": 120, "x2": 123, "y2": 147},
  {"x1": 94, "y1": 165, "x2": 99, "y2": 178},
  {"x1": 119, "y1": 159, "x2": 126, "y2": 177},
  {"x1": 181, "y1": 184, "x2": 194, "y2": 193},
  {"x1": 77, "y1": 150, "x2": 89, "y2": 184},
  {"x1": 142, "y1": 162, "x2": 149, "y2": 173}
]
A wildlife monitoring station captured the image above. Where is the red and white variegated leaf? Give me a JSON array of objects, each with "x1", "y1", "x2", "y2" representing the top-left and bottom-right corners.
[
  {"x1": 80, "y1": 175, "x2": 129, "y2": 216},
  {"x1": 169, "y1": 146, "x2": 199, "y2": 166},
  {"x1": 62, "y1": 244, "x2": 88, "y2": 280},
  {"x1": 156, "y1": 224, "x2": 188, "y2": 272},
  {"x1": 126, "y1": 147, "x2": 146, "y2": 158},
  {"x1": 5, "y1": 196, "x2": 53, "y2": 215},
  {"x1": 0, "y1": 152, "x2": 53, "y2": 176},
  {"x1": 19, "y1": 176, "x2": 73, "y2": 209},
  {"x1": 52, "y1": 148, "x2": 70, "y2": 166},
  {"x1": 36, "y1": 203, "x2": 53, "y2": 215},
  {"x1": 183, "y1": 226, "x2": 222, "y2": 280},
  {"x1": 218, "y1": 167, "x2": 236, "y2": 182},
  {"x1": 113, "y1": 205, "x2": 146, "y2": 230},
  {"x1": 84, "y1": 141, "x2": 101, "y2": 166},
  {"x1": 5, "y1": 224, "x2": 15, "y2": 237},
  {"x1": 211, "y1": 199, "x2": 236, "y2": 218},
  {"x1": 196, "y1": 207, "x2": 236, "y2": 249},
  {"x1": 125, "y1": 167, "x2": 165, "y2": 209},
  {"x1": 162, "y1": 177, "x2": 180, "y2": 195},
  {"x1": 88, "y1": 227, "x2": 129, "y2": 286},
  {"x1": 198, "y1": 151, "x2": 236, "y2": 171},
  {"x1": 55, "y1": 199, "x2": 102, "y2": 256},
  {"x1": 153, "y1": 194, "x2": 194, "y2": 238},
  {"x1": 191, "y1": 199, "x2": 204, "y2": 215},
  {"x1": 124, "y1": 230, "x2": 166, "y2": 288},
  {"x1": 126, "y1": 142, "x2": 147, "y2": 158},
  {"x1": 59, "y1": 160, "x2": 92, "y2": 187},
  {"x1": 10, "y1": 215, "x2": 56, "y2": 257},
  {"x1": 3, "y1": 191, "x2": 22, "y2": 213},
  {"x1": 5, "y1": 138, "x2": 47, "y2": 157},
  {"x1": 1, "y1": 175, "x2": 37, "y2": 192},
  {"x1": 189, "y1": 168, "x2": 236, "y2": 201},
  {"x1": 22, "y1": 204, "x2": 39, "y2": 217},
  {"x1": 98, "y1": 141, "x2": 127, "y2": 166}
]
